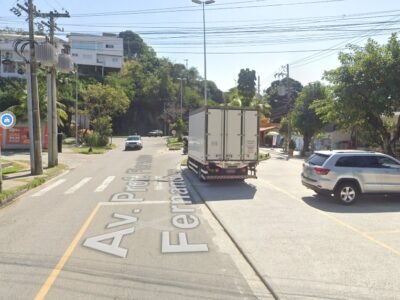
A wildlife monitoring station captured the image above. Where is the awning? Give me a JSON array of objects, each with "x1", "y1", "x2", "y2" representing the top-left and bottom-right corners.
[{"x1": 259, "y1": 126, "x2": 279, "y2": 132}]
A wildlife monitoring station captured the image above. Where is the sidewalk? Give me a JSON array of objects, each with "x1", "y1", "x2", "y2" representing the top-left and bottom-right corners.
[{"x1": 0, "y1": 146, "x2": 76, "y2": 205}]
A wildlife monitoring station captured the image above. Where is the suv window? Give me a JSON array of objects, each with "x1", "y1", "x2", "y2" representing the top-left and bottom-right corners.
[
  {"x1": 377, "y1": 156, "x2": 400, "y2": 169},
  {"x1": 336, "y1": 155, "x2": 380, "y2": 168},
  {"x1": 307, "y1": 153, "x2": 330, "y2": 166}
]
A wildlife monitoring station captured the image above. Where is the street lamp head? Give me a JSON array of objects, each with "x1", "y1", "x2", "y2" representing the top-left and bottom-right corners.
[{"x1": 192, "y1": 0, "x2": 215, "y2": 4}]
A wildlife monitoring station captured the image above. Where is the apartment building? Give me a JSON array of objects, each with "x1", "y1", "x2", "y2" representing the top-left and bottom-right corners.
[
  {"x1": 68, "y1": 33, "x2": 123, "y2": 75},
  {"x1": 0, "y1": 32, "x2": 65, "y2": 79}
]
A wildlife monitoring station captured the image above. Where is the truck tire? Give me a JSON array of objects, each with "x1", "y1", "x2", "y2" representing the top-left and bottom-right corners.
[{"x1": 334, "y1": 182, "x2": 359, "y2": 205}]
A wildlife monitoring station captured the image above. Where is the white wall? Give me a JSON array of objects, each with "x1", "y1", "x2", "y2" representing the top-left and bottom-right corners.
[{"x1": 69, "y1": 34, "x2": 123, "y2": 69}]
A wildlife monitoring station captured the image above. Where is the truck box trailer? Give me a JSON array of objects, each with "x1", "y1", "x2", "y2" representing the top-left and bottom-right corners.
[{"x1": 187, "y1": 106, "x2": 259, "y2": 181}]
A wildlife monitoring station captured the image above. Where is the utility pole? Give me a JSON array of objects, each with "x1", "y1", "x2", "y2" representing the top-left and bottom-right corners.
[
  {"x1": 275, "y1": 64, "x2": 291, "y2": 154},
  {"x1": 15, "y1": 0, "x2": 43, "y2": 175},
  {"x1": 258, "y1": 75, "x2": 261, "y2": 96},
  {"x1": 39, "y1": 10, "x2": 70, "y2": 167},
  {"x1": 286, "y1": 64, "x2": 292, "y2": 155},
  {"x1": 177, "y1": 77, "x2": 186, "y2": 120}
]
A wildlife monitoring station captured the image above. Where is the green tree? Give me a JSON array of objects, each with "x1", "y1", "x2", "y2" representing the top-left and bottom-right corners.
[
  {"x1": 314, "y1": 34, "x2": 400, "y2": 155},
  {"x1": 264, "y1": 78, "x2": 303, "y2": 122},
  {"x1": 82, "y1": 83, "x2": 129, "y2": 143},
  {"x1": 237, "y1": 69, "x2": 256, "y2": 106},
  {"x1": 119, "y1": 30, "x2": 151, "y2": 60},
  {"x1": 292, "y1": 82, "x2": 326, "y2": 155},
  {"x1": 0, "y1": 78, "x2": 27, "y2": 119}
]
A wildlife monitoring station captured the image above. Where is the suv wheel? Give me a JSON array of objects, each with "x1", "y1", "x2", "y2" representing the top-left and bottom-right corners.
[{"x1": 334, "y1": 182, "x2": 359, "y2": 205}]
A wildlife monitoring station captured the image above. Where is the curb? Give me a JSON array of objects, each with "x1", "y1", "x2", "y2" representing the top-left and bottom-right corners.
[
  {"x1": 181, "y1": 166, "x2": 280, "y2": 300},
  {"x1": 0, "y1": 164, "x2": 68, "y2": 208}
]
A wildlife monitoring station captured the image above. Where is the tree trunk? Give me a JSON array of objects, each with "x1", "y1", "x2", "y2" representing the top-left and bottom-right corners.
[
  {"x1": 382, "y1": 133, "x2": 394, "y2": 156},
  {"x1": 302, "y1": 134, "x2": 311, "y2": 157}
]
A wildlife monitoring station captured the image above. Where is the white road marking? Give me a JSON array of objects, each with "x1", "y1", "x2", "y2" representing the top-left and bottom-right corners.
[
  {"x1": 64, "y1": 177, "x2": 92, "y2": 195},
  {"x1": 32, "y1": 179, "x2": 67, "y2": 197},
  {"x1": 99, "y1": 201, "x2": 168, "y2": 206},
  {"x1": 154, "y1": 181, "x2": 164, "y2": 191},
  {"x1": 94, "y1": 176, "x2": 116, "y2": 192}
]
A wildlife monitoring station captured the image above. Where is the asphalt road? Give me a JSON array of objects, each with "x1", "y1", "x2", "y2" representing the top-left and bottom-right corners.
[
  {"x1": 2, "y1": 140, "x2": 400, "y2": 299},
  {"x1": 0, "y1": 138, "x2": 271, "y2": 300}
]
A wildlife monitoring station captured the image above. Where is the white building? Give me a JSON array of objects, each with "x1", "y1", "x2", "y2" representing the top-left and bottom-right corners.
[
  {"x1": 68, "y1": 33, "x2": 123, "y2": 74},
  {"x1": 0, "y1": 32, "x2": 65, "y2": 79}
]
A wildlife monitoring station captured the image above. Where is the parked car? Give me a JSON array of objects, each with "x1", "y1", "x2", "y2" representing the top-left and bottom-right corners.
[
  {"x1": 301, "y1": 150, "x2": 400, "y2": 204},
  {"x1": 148, "y1": 130, "x2": 163, "y2": 137},
  {"x1": 124, "y1": 135, "x2": 143, "y2": 150}
]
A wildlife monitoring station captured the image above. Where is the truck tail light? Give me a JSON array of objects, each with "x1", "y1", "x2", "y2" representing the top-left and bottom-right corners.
[{"x1": 314, "y1": 167, "x2": 330, "y2": 175}]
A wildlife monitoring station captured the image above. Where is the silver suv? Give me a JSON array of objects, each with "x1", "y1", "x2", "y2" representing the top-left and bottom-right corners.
[{"x1": 301, "y1": 150, "x2": 400, "y2": 204}]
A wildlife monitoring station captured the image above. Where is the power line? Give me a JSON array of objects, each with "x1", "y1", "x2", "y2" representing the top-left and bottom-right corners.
[{"x1": 68, "y1": 0, "x2": 344, "y2": 18}]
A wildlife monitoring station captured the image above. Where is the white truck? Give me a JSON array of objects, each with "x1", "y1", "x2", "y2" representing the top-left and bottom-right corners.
[{"x1": 187, "y1": 106, "x2": 259, "y2": 181}]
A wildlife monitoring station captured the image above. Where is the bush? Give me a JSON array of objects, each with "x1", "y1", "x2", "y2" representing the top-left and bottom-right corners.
[{"x1": 84, "y1": 132, "x2": 109, "y2": 147}]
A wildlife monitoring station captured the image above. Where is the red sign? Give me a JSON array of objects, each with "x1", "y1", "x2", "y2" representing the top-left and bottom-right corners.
[
  {"x1": 6, "y1": 127, "x2": 30, "y2": 144},
  {"x1": 3, "y1": 126, "x2": 48, "y2": 148},
  {"x1": 7, "y1": 128, "x2": 21, "y2": 144}
]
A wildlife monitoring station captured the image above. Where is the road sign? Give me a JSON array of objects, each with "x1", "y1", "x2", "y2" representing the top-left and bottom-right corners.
[{"x1": 0, "y1": 111, "x2": 16, "y2": 129}]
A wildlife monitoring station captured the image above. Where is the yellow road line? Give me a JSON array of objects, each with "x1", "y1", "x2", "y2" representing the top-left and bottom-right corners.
[
  {"x1": 363, "y1": 230, "x2": 400, "y2": 235},
  {"x1": 262, "y1": 179, "x2": 400, "y2": 257},
  {"x1": 35, "y1": 204, "x2": 100, "y2": 300}
]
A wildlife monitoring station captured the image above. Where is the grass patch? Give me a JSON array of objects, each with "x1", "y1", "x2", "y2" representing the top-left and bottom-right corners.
[
  {"x1": 167, "y1": 137, "x2": 183, "y2": 151},
  {"x1": 105, "y1": 143, "x2": 117, "y2": 149},
  {"x1": 0, "y1": 164, "x2": 66, "y2": 206},
  {"x1": 2, "y1": 161, "x2": 25, "y2": 175},
  {"x1": 63, "y1": 138, "x2": 76, "y2": 145},
  {"x1": 72, "y1": 146, "x2": 106, "y2": 154}
]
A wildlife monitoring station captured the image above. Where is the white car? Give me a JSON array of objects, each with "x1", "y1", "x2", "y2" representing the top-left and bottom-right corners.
[
  {"x1": 302, "y1": 150, "x2": 400, "y2": 204},
  {"x1": 125, "y1": 135, "x2": 143, "y2": 150}
]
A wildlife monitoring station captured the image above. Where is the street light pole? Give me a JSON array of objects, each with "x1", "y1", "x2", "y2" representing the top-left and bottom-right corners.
[
  {"x1": 177, "y1": 77, "x2": 184, "y2": 119},
  {"x1": 75, "y1": 66, "x2": 79, "y2": 146},
  {"x1": 275, "y1": 64, "x2": 291, "y2": 153},
  {"x1": 192, "y1": 0, "x2": 215, "y2": 106}
]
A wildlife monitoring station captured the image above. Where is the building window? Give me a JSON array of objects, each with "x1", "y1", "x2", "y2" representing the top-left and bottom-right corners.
[
  {"x1": 1, "y1": 51, "x2": 12, "y2": 59},
  {"x1": 105, "y1": 44, "x2": 114, "y2": 49},
  {"x1": 72, "y1": 53, "x2": 78, "y2": 57},
  {"x1": 3, "y1": 61, "x2": 16, "y2": 73},
  {"x1": 72, "y1": 41, "x2": 96, "y2": 51},
  {"x1": 112, "y1": 58, "x2": 118, "y2": 62}
]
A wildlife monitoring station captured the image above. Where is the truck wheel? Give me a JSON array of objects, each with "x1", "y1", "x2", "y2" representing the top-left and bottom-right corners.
[{"x1": 334, "y1": 182, "x2": 359, "y2": 205}]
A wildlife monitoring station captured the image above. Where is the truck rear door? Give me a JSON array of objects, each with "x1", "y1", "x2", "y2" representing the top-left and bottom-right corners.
[
  {"x1": 206, "y1": 108, "x2": 224, "y2": 160},
  {"x1": 243, "y1": 110, "x2": 259, "y2": 161},
  {"x1": 224, "y1": 109, "x2": 242, "y2": 160}
]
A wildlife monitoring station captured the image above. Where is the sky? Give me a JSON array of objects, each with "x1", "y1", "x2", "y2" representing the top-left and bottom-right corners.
[{"x1": 1, "y1": 0, "x2": 399, "y2": 92}]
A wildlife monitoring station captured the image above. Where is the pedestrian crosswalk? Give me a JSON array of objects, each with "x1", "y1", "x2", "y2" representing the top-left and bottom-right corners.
[
  {"x1": 32, "y1": 179, "x2": 67, "y2": 197},
  {"x1": 32, "y1": 176, "x2": 117, "y2": 197},
  {"x1": 94, "y1": 176, "x2": 116, "y2": 193},
  {"x1": 65, "y1": 177, "x2": 93, "y2": 195}
]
